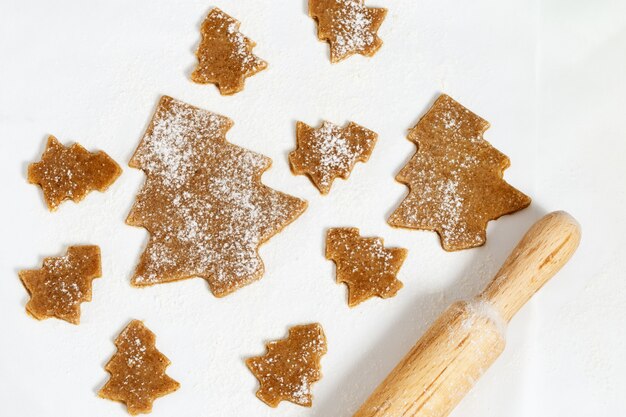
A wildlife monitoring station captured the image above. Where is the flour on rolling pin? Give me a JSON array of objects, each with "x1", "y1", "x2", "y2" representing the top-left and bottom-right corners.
[{"x1": 462, "y1": 299, "x2": 507, "y2": 337}]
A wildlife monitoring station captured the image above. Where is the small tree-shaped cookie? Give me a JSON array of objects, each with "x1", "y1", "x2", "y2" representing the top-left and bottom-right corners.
[
  {"x1": 28, "y1": 136, "x2": 121, "y2": 211},
  {"x1": 389, "y1": 94, "x2": 531, "y2": 251},
  {"x1": 191, "y1": 8, "x2": 267, "y2": 95},
  {"x1": 289, "y1": 121, "x2": 377, "y2": 194},
  {"x1": 246, "y1": 324, "x2": 327, "y2": 407},
  {"x1": 19, "y1": 245, "x2": 102, "y2": 324},
  {"x1": 326, "y1": 228, "x2": 407, "y2": 306},
  {"x1": 99, "y1": 320, "x2": 180, "y2": 415},
  {"x1": 309, "y1": 0, "x2": 387, "y2": 63}
]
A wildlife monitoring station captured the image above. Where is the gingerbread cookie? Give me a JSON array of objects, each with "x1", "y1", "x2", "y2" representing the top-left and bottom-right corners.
[
  {"x1": 289, "y1": 121, "x2": 377, "y2": 194},
  {"x1": 326, "y1": 228, "x2": 406, "y2": 306},
  {"x1": 127, "y1": 96, "x2": 307, "y2": 297},
  {"x1": 246, "y1": 323, "x2": 327, "y2": 407},
  {"x1": 19, "y1": 245, "x2": 101, "y2": 324},
  {"x1": 28, "y1": 136, "x2": 122, "y2": 211},
  {"x1": 309, "y1": 0, "x2": 387, "y2": 63},
  {"x1": 99, "y1": 320, "x2": 180, "y2": 415},
  {"x1": 388, "y1": 94, "x2": 531, "y2": 251},
  {"x1": 191, "y1": 8, "x2": 267, "y2": 95}
]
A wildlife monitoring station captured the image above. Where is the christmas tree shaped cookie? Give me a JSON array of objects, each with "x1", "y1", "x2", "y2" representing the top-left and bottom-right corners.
[
  {"x1": 99, "y1": 320, "x2": 180, "y2": 415},
  {"x1": 388, "y1": 94, "x2": 531, "y2": 251},
  {"x1": 289, "y1": 121, "x2": 377, "y2": 194},
  {"x1": 309, "y1": 0, "x2": 387, "y2": 63},
  {"x1": 19, "y1": 245, "x2": 101, "y2": 324},
  {"x1": 246, "y1": 323, "x2": 327, "y2": 407},
  {"x1": 326, "y1": 228, "x2": 407, "y2": 306},
  {"x1": 28, "y1": 136, "x2": 122, "y2": 211},
  {"x1": 191, "y1": 8, "x2": 267, "y2": 95},
  {"x1": 127, "y1": 96, "x2": 307, "y2": 297}
]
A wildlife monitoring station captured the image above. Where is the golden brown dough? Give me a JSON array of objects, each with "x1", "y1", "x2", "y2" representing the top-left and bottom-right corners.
[
  {"x1": 27, "y1": 136, "x2": 121, "y2": 211},
  {"x1": 309, "y1": 0, "x2": 387, "y2": 63},
  {"x1": 127, "y1": 96, "x2": 307, "y2": 297},
  {"x1": 99, "y1": 320, "x2": 180, "y2": 415},
  {"x1": 326, "y1": 228, "x2": 406, "y2": 306},
  {"x1": 388, "y1": 94, "x2": 531, "y2": 251},
  {"x1": 191, "y1": 8, "x2": 267, "y2": 95},
  {"x1": 289, "y1": 121, "x2": 377, "y2": 194},
  {"x1": 246, "y1": 324, "x2": 327, "y2": 407},
  {"x1": 19, "y1": 245, "x2": 101, "y2": 324}
]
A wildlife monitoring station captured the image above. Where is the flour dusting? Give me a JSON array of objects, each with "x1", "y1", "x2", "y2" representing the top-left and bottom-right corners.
[
  {"x1": 290, "y1": 121, "x2": 377, "y2": 193},
  {"x1": 390, "y1": 94, "x2": 531, "y2": 251},
  {"x1": 332, "y1": 0, "x2": 376, "y2": 59},
  {"x1": 128, "y1": 96, "x2": 306, "y2": 296},
  {"x1": 246, "y1": 324, "x2": 327, "y2": 407}
]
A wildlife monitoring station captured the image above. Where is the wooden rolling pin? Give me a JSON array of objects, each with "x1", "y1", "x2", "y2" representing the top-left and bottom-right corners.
[{"x1": 353, "y1": 211, "x2": 581, "y2": 417}]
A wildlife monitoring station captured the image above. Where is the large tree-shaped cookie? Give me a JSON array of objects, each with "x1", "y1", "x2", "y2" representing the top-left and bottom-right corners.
[
  {"x1": 19, "y1": 245, "x2": 101, "y2": 324},
  {"x1": 246, "y1": 323, "x2": 327, "y2": 407},
  {"x1": 388, "y1": 94, "x2": 531, "y2": 251},
  {"x1": 309, "y1": 0, "x2": 387, "y2": 63},
  {"x1": 191, "y1": 8, "x2": 267, "y2": 95},
  {"x1": 127, "y1": 96, "x2": 307, "y2": 296},
  {"x1": 99, "y1": 320, "x2": 180, "y2": 415}
]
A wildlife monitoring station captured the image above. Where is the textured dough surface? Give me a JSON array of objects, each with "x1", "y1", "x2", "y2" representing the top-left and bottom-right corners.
[
  {"x1": 326, "y1": 228, "x2": 406, "y2": 306},
  {"x1": 191, "y1": 8, "x2": 267, "y2": 95},
  {"x1": 246, "y1": 323, "x2": 327, "y2": 407},
  {"x1": 99, "y1": 320, "x2": 180, "y2": 415},
  {"x1": 127, "y1": 96, "x2": 307, "y2": 296},
  {"x1": 309, "y1": 0, "x2": 387, "y2": 63},
  {"x1": 27, "y1": 136, "x2": 121, "y2": 211},
  {"x1": 289, "y1": 121, "x2": 377, "y2": 194},
  {"x1": 19, "y1": 245, "x2": 101, "y2": 324},
  {"x1": 388, "y1": 94, "x2": 531, "y2": 251}
]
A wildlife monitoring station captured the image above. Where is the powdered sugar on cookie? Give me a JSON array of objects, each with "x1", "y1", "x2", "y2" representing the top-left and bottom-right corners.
[
  {"x1": 99, "y1": 320, "x2": 180, "y2": 415},
  {"x1": 191, "y1": 8, "x2": 267, "y2": 95},
  {"x1": 389, "y1": 94, "x2": 531, "y2": 251},
  {"x1": 289, "y1": 121, "x2": 377, "y2": 194},
  {"x1": 246, "y1": 323, "x2": 327, "y2": 407},
  {"x1": 127, "y1": 96, "x2": 307, "y2": 297},
  {"x1": 309, "y1": 0, "x2": 387, "y2": 63},
  {"x1": 19, "y1": 245, "x2": 101, "y2": 324},
  {"x1": 326, "y1": 228, "x2": 406, "y2": 306}
]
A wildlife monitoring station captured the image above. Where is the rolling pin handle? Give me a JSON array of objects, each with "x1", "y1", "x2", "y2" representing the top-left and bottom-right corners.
[{"x1": 479, "y1": 211, "x2": 581, "y2": 323}]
